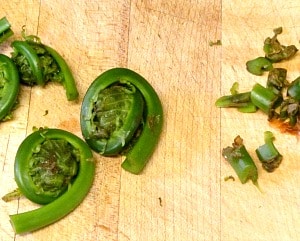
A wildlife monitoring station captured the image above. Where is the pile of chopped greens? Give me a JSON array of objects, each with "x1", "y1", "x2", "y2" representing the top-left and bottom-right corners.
[{"x1": 217, "y1": 27, "x2": 299, "y2": 185}]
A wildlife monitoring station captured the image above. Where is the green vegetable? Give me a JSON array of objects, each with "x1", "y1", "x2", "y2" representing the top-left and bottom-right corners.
[
  {"x1": 209, "y1": 40, "x2": 222, "y2": 46},
  {"x1": 250, "y1": 83, "x2": 282, "y2": 114},
  {"x1": 255, "y1": 131, "x2": 282, "y2": 172},
  {"x1": 80, "y1": 68, "x2": 163, "y2": 174},
  {"x1": 215, "y1": 92, "x2": 251, "y2": 108},
  {"x1": 263, "y1": 27, "x2": 298, "y2": 62},
  {"x1": 267, "y1": 68, "x2": 288, "y2": 94},
  {"x1": 0, "y1": 54, "x2": 20, "y2": 121},
  {"x1": 215, "y1": 82, "x2": 258, "y2": 113},
  {"x1": 287, "y1": 76, "x2": 300, "y2": 101},
  {"x1": 219, "y1": 27, "x2": 300, "y2": 130},
  {"x1": 222, "y1": 135, "x2": 258, "y2": 185},
  {"x1": 215, "y1": 91, "x2": 257, "y2": 113},
  {"x1": 217, "y1": 79, "x2": 300, "y2": 128},
  {"x1": 43, "y1": 45, "x2": 79, "y2": 101},
  {"x1": 278, "y1": 98, "x2": 299, "y2": 126},
  {"x1": 11, "y1": 40, "x2": 44, "y2": 86},
  {"x1": 11, "y1": 31, "x2": 78, "y2": 100},
  {"x1": 230, "y1": 82, "x2": 239, "y2": 95},
  {"x1": 0, "y1": 17, "x2": 13, "y2": 44},
  {"x1": 246, "y1": 57, "x2": 273, "y2": 76},
  {"x1": 9, "y1": 128, "x2": 95, "y2": 234}
]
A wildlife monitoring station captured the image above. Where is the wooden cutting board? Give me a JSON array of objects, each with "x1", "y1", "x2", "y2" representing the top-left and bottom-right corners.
[{"x1": 0, "y1": 0, "x2": 299, "y2": 240}]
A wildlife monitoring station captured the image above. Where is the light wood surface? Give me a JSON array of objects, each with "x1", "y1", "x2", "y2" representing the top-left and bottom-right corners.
[{"x1": 0, "y1": 1, "x2": 299, "y2": 240}]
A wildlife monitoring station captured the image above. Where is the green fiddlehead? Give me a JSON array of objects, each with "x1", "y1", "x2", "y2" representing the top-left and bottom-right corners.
[
  {"x1": 9, "y1": 128, "x2": 95, "y2": 234},
  {"x1": 81, "y1": 68, "x2": 163, "y2": 174}
]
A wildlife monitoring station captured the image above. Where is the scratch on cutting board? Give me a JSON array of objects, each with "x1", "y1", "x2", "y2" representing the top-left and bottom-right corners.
[
  {"x1": 1, "y1": 135, "x2": 10, "y2": 172},
  {"x1": 36, "y1": 0, "x2": 42, "y2": 35},
  {"x1": 118, "y1": 231, "x2": 130, "y2": 240},
  {"x1": 95, "y1": 224, "x2": 111, "y2": 232}
]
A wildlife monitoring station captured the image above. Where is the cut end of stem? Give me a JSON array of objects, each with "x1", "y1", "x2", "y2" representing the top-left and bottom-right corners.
[{"x1": 121, "y1": 157, "x2": 143, "y2": 175}]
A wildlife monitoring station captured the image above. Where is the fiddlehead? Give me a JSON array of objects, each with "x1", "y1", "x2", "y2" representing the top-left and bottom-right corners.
[
  {"x1": 81, "y1": 68, "x2": 163, "y2": 174},
  {"x1": 11, "y1": 29, "x2": 78, "y2": 100},
  {"x1": 9, "y1": 128, "x2": 95, "y2": 234}
]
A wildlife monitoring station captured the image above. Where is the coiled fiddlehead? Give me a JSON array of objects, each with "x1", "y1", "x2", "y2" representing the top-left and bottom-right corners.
[
  {"x1": 11, "y1": 30, "x2": 79, "y2": 100},
  {"x1": 80, "y1": 68, "x2": 163, "y2": 174},
  {"x1": 9, "y1": 128, "x2": 95, "y2": 234}
]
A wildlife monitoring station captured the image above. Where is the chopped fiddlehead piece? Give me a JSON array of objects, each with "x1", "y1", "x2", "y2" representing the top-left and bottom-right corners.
[
  {"x1": 0, "y1": 54, "x2": 20, "y2": 121},
  {"x1": 0, "y1": 16, "x2": 13, "y2": 44},
  {"x1": 246, "y1": 57, "x2": 273, "y2": 76},
  {"x1": 209, "y1": 39, "x2": 222, "y2": 46},
  {"x1": 9, "y1": 128, "x2": 95, "y2": 234},
  {"x1": 267, "y1": 68, "x2": 288, "y2": 93},
  {"x1": 215, "y1": 92, "x2": 251, "y2": 108},
  {"x1": 237, "y1": 102, "x2": 258, "y2": 113},
  {"x1": 278, "y1": 98, "x2": 299, "y2": 126},
  {"x1": 287, "y1": 76, "x2": 300, "y2": 101},
  {"x1": 255, "y1": 131, "x2": 282, "y2": 172},
  {"x1": 81, "y1": 68, "x2": 163, "y2": 174},
  {"x1": 215, "y1": 82, "x2": 257, "y2": 113},
  {"x1": 230, "y1": 81, "x2": 239, "y2": 95},
  {"x1": 250, "y1": 83, "x2": 282, "y2": 114},
  {"x1": 215, "y1": 92, "x2": 257, "y2": 113},
  {"x1": 263, "y1": 27, "x2": 298, "y2": 62},
  {"x1": 222, "y1": 135, "x2": 258, "y2": 185}
]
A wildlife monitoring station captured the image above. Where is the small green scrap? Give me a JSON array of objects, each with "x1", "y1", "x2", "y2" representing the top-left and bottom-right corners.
[{"x1": 209, "y1": 40, "x2": 222, "y2": 46}]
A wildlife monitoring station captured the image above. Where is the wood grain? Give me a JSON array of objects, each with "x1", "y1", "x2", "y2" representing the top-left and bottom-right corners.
[{"x1": 0, "y1": 0, "x2": 299, "y2": 241}]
